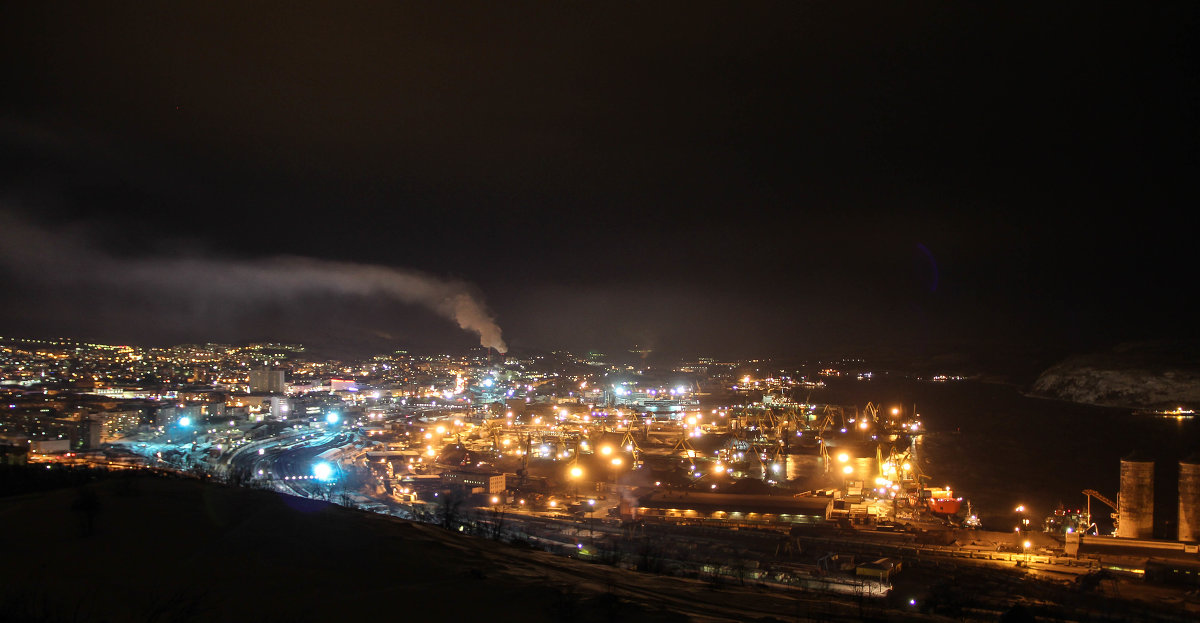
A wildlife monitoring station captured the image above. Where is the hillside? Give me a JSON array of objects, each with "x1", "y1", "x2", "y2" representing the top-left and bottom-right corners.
[
  {"x1": 0, "y1": 473, "x2": 920, "y2": 622},
  {"x1": 1030, "y1": 342, "x2": 1200, "y2": 409}
]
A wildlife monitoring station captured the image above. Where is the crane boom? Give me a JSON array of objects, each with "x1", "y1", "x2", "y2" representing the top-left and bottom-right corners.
[{"x1": 1083, "y1": 489, "x2": 1117, "y2": 510}]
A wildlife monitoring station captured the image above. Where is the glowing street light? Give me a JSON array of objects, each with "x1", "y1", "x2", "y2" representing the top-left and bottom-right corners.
[{"x1": 312, "y1": 462, "x2": 334, "y2": 481}]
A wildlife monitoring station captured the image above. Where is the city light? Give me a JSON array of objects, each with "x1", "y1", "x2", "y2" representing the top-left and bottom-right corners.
[
  {"x1": 312, "y1": 462, "x2": 334, "y2": 481},
  {"x1": 1, "y1": 12, "x2": 1190, "y2": 611}
]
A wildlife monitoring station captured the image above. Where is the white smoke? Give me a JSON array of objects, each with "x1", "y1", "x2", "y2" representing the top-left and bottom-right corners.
[{"x1": 0, "y1": 211, "x2": 507, "y2": 352}]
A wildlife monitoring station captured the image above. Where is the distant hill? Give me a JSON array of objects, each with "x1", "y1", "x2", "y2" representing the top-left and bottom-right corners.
[{"x1": 1030, "y1": 341, "x2": 1200, "y2": 409}]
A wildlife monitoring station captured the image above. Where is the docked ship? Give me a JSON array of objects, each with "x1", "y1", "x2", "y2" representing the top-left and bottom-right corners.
[{"x1": 910, "y1": 485, "x2": 963, "y2": 517}]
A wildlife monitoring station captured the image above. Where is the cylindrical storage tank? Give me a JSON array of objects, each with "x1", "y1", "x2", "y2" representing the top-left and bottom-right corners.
[
  {"x1": 1118, "y1": 452, "x2": 1154, "y2": 539},
  {"x1": 1178, "y1": 455, "x2": 1200, "y2": 542}
]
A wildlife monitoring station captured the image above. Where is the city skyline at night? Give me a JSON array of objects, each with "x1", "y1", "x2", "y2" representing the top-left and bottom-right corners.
[{"x1": 3, "y1": 3, "x2": 1199, "y2": 621}]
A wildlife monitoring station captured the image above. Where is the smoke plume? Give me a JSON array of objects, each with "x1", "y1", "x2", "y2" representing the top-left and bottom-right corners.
[{"x1": 0, "y1": 211, "x2": 507, "y2": 352}]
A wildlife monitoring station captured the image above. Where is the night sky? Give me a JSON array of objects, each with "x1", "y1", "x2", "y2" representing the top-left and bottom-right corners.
[{"x1": 1, "y1": 3, "x2": 1196, "y2": 366}]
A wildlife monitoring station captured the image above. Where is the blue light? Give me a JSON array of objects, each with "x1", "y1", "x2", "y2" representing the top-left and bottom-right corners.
[
  {"x1": 326, "y1": 412, "x2": 340, "y2": 424},
  {"x1": 312, "y1": 462, "x2": 335, "y2": 481},
  {"x1": 178, "y1": 416, "x2": 191, "y2": 427}
]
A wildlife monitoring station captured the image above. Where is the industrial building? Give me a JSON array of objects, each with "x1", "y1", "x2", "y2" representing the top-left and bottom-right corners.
[
  {"x1": 1178, "y1": 455, "x2": 1200, "y2": 542},
  {"x1": 1117, "y1": 452, "x2": 1155, "y2": 539},
  {"x1": 441, "y1": 470, "x2": 506, "y2": 495},
  {"x1": 633, "y1": 490, "x2": 833, "y2": 525}
]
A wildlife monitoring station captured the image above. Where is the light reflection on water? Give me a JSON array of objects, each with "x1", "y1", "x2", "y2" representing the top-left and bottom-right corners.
[{"x1": 809, "y1": 377, "x2": 1200, "y2": 535}]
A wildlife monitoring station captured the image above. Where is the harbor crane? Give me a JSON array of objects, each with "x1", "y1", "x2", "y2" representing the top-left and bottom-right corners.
[
  {"x1": 671, "y1": 436, "x2": 698, "y2": 471},
  {"x1": 618, "y1": 428, "x2": 643, "y2": 466},
  {"x1": 863, "y1": 402, "x2": 880, "y2": 425},
  {"x1": 1082, "y1": 489, "x2": 1118, "y2": 535}
]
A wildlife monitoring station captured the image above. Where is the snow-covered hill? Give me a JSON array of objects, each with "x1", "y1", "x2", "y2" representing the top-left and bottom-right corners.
[{"x1": 1031, "y1": 342, "x2": 1200, "y2": 409}]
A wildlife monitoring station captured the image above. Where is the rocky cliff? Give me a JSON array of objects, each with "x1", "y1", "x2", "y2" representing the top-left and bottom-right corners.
[{"x1": 1031, "y1": 342, "x2": 1200, "y2": 409}]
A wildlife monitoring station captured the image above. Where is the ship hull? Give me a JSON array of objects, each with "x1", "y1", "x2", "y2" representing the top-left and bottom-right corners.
[{"x1": 927, "y1": 498, "x2": 962, "y2": 516}]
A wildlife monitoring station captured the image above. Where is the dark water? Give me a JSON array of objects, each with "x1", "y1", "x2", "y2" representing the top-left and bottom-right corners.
[{"x1": 808, "y1": 377, "x2": 1200, "y2": 535}]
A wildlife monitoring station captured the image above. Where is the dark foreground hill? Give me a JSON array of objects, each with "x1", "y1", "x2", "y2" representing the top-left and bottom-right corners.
[{"x1": 0, "y1": 473, "x2": 927, "y2": 623}]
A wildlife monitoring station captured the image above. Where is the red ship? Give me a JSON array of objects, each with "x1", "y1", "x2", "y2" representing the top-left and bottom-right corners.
[{"x1": 910, "y1": 486, "x2": 963, "y2": 516}]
